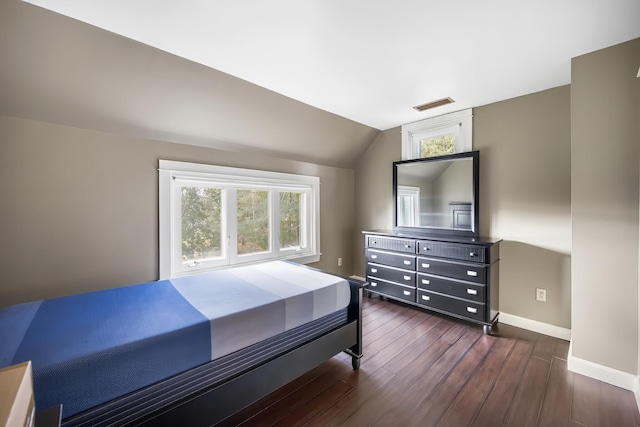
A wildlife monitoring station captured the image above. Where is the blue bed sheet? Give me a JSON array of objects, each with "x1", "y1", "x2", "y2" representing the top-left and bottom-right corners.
[{"x1": 0, "y1": 261, "x2": 350, "y2": 418}]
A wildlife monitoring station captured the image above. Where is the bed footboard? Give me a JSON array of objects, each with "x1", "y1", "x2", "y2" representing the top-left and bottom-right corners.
[{"x1": 344, "y1": 277, "x2": 366, "y2": 369}]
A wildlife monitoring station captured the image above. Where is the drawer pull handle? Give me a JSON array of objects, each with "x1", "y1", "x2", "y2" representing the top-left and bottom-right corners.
[
  {"x1": 469, "y1": 252, "x2": 475, "y2": 257},
  {"x1": 371, "y1": 268, "x2": 378, "y2": 273},
  {"x1": 405, "y1": 244, "x2": 411, "y2": 248},
  {"x1": 403, "y1": 290, "x2": 411, "y2": 296},
  {"x1": 403, "y1": 260, "x2": 411, "y2": 265},
  {"x1": 467, "y1": 270, "x2": 478, "y2": 277},
  {"x1": 423, "y1": 246, "x2": 430, "y2": 251},
  {"x1": 467, "y1": 307, "x2": 478, "y2": 314},
  {"x1": 422, "y1": 279, "x2": 430, "y2": 285},
  {"x1": 467, "y1": 289, "x2": 478, "y2": 295},
  {"x1": 371, "y1": 255, "x2": 378, "y2": 259},
  {"x1": 422, "y1": 263, "x2": 430, "y2": 268},
  {"x1": 421, "y1": 295, "x2": 430, "y2": 301},
  {"x1": 371, "y1": 282, "x2": 377, "y2": 287},
  {"x1": 404, "y1": 275, "x2": 411, "y2": 281}
]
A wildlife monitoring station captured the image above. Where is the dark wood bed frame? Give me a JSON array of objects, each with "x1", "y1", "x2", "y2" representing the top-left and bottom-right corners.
[{"x1": 62, "y1": 277, "x2": 365, "y2": 427}]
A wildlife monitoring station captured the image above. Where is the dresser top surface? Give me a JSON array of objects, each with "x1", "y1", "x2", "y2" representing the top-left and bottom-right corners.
[{"x1": 363, "y1": 229, "x2": 502, "y2": 246}]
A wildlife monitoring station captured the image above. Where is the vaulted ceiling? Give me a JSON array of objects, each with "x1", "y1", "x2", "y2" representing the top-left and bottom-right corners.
[{"x1": 2, "y1": 0, "x2": 639, "y2": 167}]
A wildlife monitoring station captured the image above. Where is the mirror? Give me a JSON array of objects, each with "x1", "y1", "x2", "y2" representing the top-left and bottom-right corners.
[{"x1": 393, "y1": 151, "x2": 479, "y2": 238}]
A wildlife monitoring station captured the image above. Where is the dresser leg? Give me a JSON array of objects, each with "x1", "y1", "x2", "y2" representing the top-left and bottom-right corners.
[{"x1": 483, "y1": 324, "x2": 492, "y2": 335}]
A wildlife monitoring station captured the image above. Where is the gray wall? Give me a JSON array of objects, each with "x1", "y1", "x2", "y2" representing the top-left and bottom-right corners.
[
  {"x1": 0, "y1": 116, "x2": 355, "y2": 307},
  {"x1": 474, "y1": 86, "x2": 572, "y2": 329},
  {"x1": 0, "y1": 0, "x2": 378, "y2": 169},
  {"x1": 353, "y1": 127, "x2": 401, "y2": 276},
  {"x1": 354, "y1": 86, "x2": 572, "y2": 329},
  {"x1": 571, "y1": 38, "x2": 640, "y2": 374}
]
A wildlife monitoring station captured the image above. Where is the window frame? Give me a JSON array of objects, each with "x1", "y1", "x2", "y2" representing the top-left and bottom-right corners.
[
  {"x1": 159, "y1": 160, "x2": 320, "y2": 279},
  {"x1": 401, "y1": 109, "x2": 473, "y2": 160}
]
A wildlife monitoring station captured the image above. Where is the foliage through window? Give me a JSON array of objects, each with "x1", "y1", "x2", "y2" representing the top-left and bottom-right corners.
[
  {"x1": 402, "y1": 109, "x2": 473, "y2": 160},
  {"x1": 420, "y1": 133, "x2": 457, "y2": 158},
  {"x1": 159, "y1": 161, "x2": 320, "y2": 279},
  {"x1": 237, "y1": 189, "x2": 270, "y2": 256},
  {"x1": 181, "y1": 187, "x2": 223, "y2": 264}
]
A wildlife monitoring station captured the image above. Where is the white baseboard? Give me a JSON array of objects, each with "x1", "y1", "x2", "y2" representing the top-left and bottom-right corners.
[
  {"x1": 635, "y1": 378, "x2": 640, "y2": 413},
  {"x1": 499, "y1": 312, "x2": 571, "y2": 341},
  {"x1": 349, "y1": 275, "x2": 366, "y2": 281},
  {"x1": 567, "y1": 341, "x2": 637, "y2": 392}
]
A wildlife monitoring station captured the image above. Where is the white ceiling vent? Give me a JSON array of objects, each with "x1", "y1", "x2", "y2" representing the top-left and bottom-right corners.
[{"x1": 413, "y1": 97, "x2": 455, "y2": 112}]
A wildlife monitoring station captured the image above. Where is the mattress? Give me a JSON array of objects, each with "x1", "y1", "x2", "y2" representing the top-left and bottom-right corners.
[{"x1": 0, "y1": 261, "x2": 350, "y2": 418}]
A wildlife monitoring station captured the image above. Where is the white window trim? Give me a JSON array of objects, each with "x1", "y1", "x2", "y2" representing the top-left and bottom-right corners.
[
  {"x1": 159, "y1": 160, "x2": 321, "y2": 279},
  {"x1": 401, "y1": 109, "x2": 473, "y2": 160}
]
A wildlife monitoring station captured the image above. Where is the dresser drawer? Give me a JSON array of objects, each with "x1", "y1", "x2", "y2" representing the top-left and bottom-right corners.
[
  {"x1": 368, "y1": 279, "x2": 416, "y2": 302},
  {"x1": 366, "y1": 235, "x2": 416, "y2": 254},
  {"x1": 367, "y1": 263, "x2": 416, "y2": 287},
  {"x1": 366, "y1": 249, "x2": 416, "y2": 270},
  {"x1": 416, "y1": 257, "x2": 486, "y2": 284},
  {"x1": 417, "y1": 290, "x2": 486, "y2": 322},
  {"x1": 417, "y1": 273, "x2": 485, "y2": 303},
  {"x1": 417, "y1": 241, "x2": 485, "y2": 263}
]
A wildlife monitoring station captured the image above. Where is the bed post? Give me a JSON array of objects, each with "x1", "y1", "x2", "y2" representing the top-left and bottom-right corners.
[{"x1": 345, "y1": 278, "x2": 366, "y2": 370}]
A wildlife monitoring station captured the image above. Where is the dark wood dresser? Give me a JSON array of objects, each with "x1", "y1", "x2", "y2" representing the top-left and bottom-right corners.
[{"x1": 363, "y1": 230, "x2": 501, "y2": 334}]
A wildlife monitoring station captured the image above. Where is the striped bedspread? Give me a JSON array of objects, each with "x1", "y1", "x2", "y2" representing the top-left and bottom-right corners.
[{"x1": 0, "y1": 261, "x2": 350, "y2": 418}]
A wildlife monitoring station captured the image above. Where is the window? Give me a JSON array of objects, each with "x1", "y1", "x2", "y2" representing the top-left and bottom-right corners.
[
  {"x1": 401, "y1": 109, "x2": 473, "y2": 160},
  {"x1": 159, "y1": 160, "x2": 320, "y2": 279},
  {"x1": 397, "y1": 185, "x2": 420, "y2": 227}
]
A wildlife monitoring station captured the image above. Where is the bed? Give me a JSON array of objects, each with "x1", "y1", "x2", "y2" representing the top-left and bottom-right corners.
[{"x1": 0, "y1": 261, "x2": 365, "y2": 426}]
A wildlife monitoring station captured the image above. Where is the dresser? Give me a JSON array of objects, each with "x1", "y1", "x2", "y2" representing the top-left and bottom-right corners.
[{"x1": 364, "y1": 230, "x2": 501, "y2": 334}]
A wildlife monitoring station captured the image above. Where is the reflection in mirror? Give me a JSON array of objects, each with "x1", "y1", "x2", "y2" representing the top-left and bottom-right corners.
[{"x1": 396, "y1": 158, "x2": 473, "y2": 230}]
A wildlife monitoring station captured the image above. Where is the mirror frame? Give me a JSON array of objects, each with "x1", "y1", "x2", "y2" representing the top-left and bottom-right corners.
[{"x1": 393, "y1": 150, "x2": 479, "y2": 239}]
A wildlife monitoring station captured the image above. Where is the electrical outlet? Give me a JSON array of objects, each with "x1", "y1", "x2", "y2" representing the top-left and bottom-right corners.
[
  {"x1": 536, "y1": 288, "x2": 547, "y2": 302},
  {"x1": 338, "y1": 257, "x2": 343, "y2": 267}
]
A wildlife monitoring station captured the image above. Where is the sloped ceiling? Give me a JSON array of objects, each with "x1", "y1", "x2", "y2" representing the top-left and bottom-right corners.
[
  {"x1": 0, "y1": 0, "x2": 379, "y2": 168},
  {"x1": 2, "y1": 0, "x2": 640, "y2": 167}
]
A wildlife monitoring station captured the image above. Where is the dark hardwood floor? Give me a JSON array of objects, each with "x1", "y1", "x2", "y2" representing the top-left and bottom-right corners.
[{"x1": 218, "y1": 297, "x2": 640, "y2": 427}]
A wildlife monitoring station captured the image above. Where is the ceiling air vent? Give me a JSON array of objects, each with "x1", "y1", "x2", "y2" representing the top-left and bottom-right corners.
[{"x1": 412, "y1": 97, "x2": 455, "y2": 112}]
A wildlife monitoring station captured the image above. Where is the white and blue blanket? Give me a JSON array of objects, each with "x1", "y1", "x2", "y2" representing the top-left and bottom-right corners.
[{"x1": 0, "y1": 261, "x2": 350, "y2": 418}]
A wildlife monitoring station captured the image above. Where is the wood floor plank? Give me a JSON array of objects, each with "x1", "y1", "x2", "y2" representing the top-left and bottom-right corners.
[
  {"x1": 554, "y1": 339, "x2": 570, "y2": 360},
  {"x1": 404, "y1": 334, "x2": 498, "y2": 427},
  {"x1": 471, "y1": 339, "x2": 534, "y2": 427},
  {"x1": 381, "y1": 320, "x2": 456, "y2": 374},
  {"x1": 572, "y1": 373, "x2": 602, "y2": 427},
  {"x1": 370, "y1": 329, "x2": 481, "y2": 426},
  {"x1": 436, "y1": 350, "x2": 507, "y2": 427},
  {"x1": 487, "y1": 328, "x2": 518, "y2": 358},
  {"x1": 363, "y1": 307, "x2": 421, "y2": 343},
  {"x1": 502, "y1": 355, "x2": 551, "y2": 427},
  {"x1": 338, "y1": 340, "x2": 452, "y2": 427},
  {"x1": 365, "y1": 314, "x2": 431, "y2": 353},
  {"x1": 303, "y1": 367, "x2": 397, "y2": 427},
  {"x1": 439, "y1": 322, "x2": 471, "y2": 345},
  {"x1": 599, "y1": 382, "x2": 637, "y2": 427},
  {"x1": 537, "y1": 357, "x2": 574, "y2": 427},
  {"x1": 361, "y1": 316, "x2": 446, "y2": 372},
  {"x1": 271, "y1": 380, "x2": 352, "y2": 427},
  {"x1": 532, "y1": 334, "x2": 558, "y2": 362}
]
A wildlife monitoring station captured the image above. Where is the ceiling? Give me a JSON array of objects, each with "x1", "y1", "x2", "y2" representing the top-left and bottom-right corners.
[{"x1": 20, "y1": 0, "x2": 640, "y2": 131}]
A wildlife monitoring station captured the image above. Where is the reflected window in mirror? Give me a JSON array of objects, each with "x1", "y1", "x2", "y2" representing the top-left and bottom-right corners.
[{"x1": 397, "y1": 185, "x2": 420, "y2": 226}]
